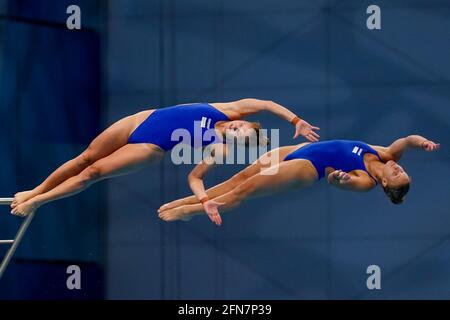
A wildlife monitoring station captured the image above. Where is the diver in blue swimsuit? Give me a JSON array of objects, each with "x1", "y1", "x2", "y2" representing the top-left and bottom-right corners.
[
  {"x1": 127, "y1": 103, "x2": 231, "y2": 150},
  {"x1": 283, "y1": 140, "x2": 380, "y2": 182},
  {"x1": 11, "y1": 99, "x2": 320, "y2": 217},
  {"x1": 159, "y1": 135, "x2": 440, "y2": 226}
]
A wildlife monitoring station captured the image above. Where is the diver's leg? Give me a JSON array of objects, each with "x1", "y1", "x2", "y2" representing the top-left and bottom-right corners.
[
  {"x1": 13, "y1": 111, "x2": 152, "y2": 206},
  {"x1": 159, "y1": 159, "x2": 317, "y2": 222},
  {"x1": 12, "y1": 143, "x2": 163, "y2": 216},
  {"x1": 159, "y1": 145, "x2": 300, "y2": 212}
]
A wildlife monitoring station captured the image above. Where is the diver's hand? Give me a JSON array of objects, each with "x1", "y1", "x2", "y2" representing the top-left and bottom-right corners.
[
  {"x1": 203, "y1": 200, "x2": 225, "y2": 226},
  {"x1": 331, "y1": 170, "x2": 351, "y2": 183},
  {"x1": 421, "y1": 140, "x2": 440, "y2": 152},
  {"x1": 294, "y1": 119, "x2": 320, "y2": 142}
]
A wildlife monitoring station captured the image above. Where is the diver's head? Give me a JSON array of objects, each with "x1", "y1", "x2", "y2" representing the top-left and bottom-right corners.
[
  {"x1": 381, "y1": 160, "x2": 410, "y2": 204},
  {"x1": 219, "y1": 120, "x2": 269, "y2": 147}
]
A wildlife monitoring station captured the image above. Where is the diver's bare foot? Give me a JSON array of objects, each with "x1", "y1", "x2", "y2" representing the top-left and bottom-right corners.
[
  {"x1": 11, "y1": 199, "x2": 40, "y2": 217},
  {"x1": 11, "y1": 190, "x2": 39, "y2": 208},
  {"x1": 159, "y1": 206, "x2": 194, "y2": 222}
]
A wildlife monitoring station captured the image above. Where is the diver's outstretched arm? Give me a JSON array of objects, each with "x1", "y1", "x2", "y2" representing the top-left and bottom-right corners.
[
  {"x1": 373, "y1": 135, "x2": 440, "y2": 161},
  {"x1": 225, "y1": 99, "x2": 320, "y2": 141}
]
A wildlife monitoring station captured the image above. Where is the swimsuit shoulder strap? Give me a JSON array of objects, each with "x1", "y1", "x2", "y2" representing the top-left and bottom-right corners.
[
  {"x1": 361, "y1": 143, "x2": 380, "y2": 185},
  {"x1": 205, "y1": 103, "x2": 230, "y2": 121}
]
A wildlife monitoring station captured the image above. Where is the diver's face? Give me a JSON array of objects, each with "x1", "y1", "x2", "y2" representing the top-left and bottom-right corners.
[
  {"x1": 224, "y1": 120, "x2": 255, "y2": 139},
  {"x1": 382, "y1": 160, "x2": 410, "y2": 188}
]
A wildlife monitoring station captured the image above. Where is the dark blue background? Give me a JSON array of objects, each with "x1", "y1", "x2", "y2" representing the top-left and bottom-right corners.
[
  {"x1": 0, "y1": 0, "x2": 103, "y2": 298},
  {"x1": 0, "y1": 0, "x2": 449, "y2": 299}
]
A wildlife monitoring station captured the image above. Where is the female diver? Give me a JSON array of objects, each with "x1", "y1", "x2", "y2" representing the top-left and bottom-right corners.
[
  {"x1": 10, "y1": 98, "x2": 320, "y2": 217},
  {"x1": 158, "y1": 135, "x2": 440, "y2": 226}
]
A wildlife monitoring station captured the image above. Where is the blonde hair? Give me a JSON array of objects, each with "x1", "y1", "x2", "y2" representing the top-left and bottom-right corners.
[{"x1": 247, "y1": 122, "x2": 270, "y2": 147}]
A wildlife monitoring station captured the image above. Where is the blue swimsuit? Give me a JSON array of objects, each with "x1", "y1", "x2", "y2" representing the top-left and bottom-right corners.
[
  {"x1": 128, "y1": 103, "x2": 229, "y2": 151},
  {"x1": 284, "y1": 140, "x2": 380, "y2": 181}
]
